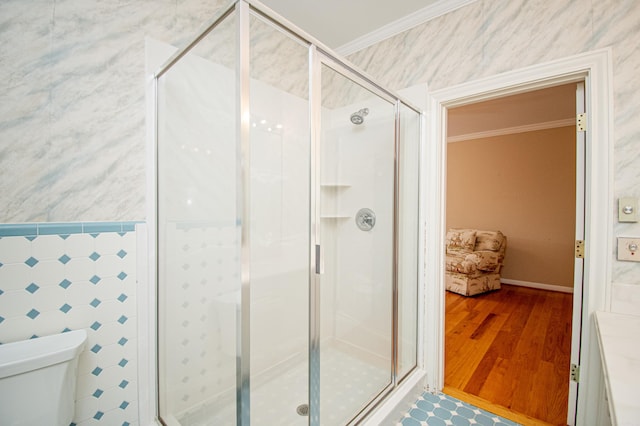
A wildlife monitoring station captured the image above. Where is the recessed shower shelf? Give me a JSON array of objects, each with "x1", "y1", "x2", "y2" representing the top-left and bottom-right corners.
[
  {"x1": 320, "y1": 215, "x2": 350, "y2": 219},
  {"x1": 320, "y1": 183, "x2": 351, "y2": 188}
]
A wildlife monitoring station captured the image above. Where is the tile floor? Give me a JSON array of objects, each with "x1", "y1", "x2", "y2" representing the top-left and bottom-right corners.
[{"x1": 398, "y1": 392, "x2": 520, "y2": 426}]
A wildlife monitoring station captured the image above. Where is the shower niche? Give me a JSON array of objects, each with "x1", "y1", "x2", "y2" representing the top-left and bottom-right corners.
[{"x1": 153, "y1": 1, "x2": 422, "y2": 424}]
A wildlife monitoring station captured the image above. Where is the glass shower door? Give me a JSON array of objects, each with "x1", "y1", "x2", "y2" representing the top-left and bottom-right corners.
[
  {"x1": 155, "y1": 4, "x2": 422, "y2": 424},
  {"x1": 316, "y1": 61, "x2": 397, "y2": 425},
  {"x1": 247, "y1": 11, "x2": 311, "y2": 426}
]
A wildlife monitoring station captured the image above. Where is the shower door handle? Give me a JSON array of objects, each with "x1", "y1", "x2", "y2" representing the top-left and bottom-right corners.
[{"x1": 315, "y1": 244, "x2": 324, "y2": 274}]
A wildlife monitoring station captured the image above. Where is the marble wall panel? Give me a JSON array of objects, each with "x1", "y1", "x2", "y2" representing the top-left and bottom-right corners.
[{"x1": 348, "y1": 0, "x2": 640, "y2": 293}]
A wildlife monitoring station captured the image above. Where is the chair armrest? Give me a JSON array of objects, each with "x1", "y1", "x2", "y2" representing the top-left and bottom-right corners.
[
  {"x1": 465, "y1": 250, "x2": 502, "y2": 272},
  {"x1": 445, "y1": 251, "x2": 478, "y2": 274}
]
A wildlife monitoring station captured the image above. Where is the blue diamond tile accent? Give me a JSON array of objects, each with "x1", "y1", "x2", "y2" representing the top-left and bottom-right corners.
[
  {"x1": 92, "y1": 367, "x2": 103, "y2": 376},
  {"x1": 59, "y1": 234, "x2": 70, "y2": 240},
  {"x1": 117, "y1": 271, "x2": 127, "y2": 281},
  {"x1": 90, "y1": 298, "x2": 101, "y2": 308},
  {"x1": 58, "y1": 254, "x2": 71, "y2": 264},
  {"x1": 90, "y1": 233, "x2": 99, "y2": 238},
  {"x1": 59, "y1": 279, "x2": 72, "y2": 289},
  {"x1": 0, "y1": 289, "x2": 3, "y2": 295},
  {"x1": 93, "y1": 389, "x2": 104, "y2": 398},
  {"x1": 62, "y1": 327, "x2": 71, "y2": 332},
  {"x1": 118, "y1": 315, "x2": 128, "y2": 324},
  {"x1": 119, "y1": 380, "x2": 129, "y2": 389},
  {"x1": 94, "y1": 411, "x2": 104, "y2": 420},
  {"x1": 30, "y1": 334, "x2": 38, "y2": 339},
  {"x1": 90, "y1": 275, "x2": 101, "y2": 284},
  {"x1": 118, "y1": 337, "x2": 128, "y2": 346},
  {"x1": 59, "y1": 303, "x2": 72, "y2": 313},
  {"x1": 123, "y1": 422, "x2": 131, "y2": 426},
  {"x1": 26, "y1": 309, "x2": 40, "y2": 319},
  {"x1": 25, "y1": 236, "x2": 36, "y2": 241},
  {"x1": 90, "y1": 321, "x2": 102, "y2": 330},
  {"x1": 25, "y1": 283, "x2": 39, "y2": 293},
  {"x1": 118, "y1": 358, "x2": 128, "y2": 367},
  {"x1": 117, "y1": 293, "x2": 128, "y2": 302},
  {"x1": 119, "y1": 401, "x2": 129, "y2": 410},
  {"x1": 89, "y1": 251, "x2": 101, "y2": 261},
  {"x1": 117, "y1": 249, "x2": 127, "y2": 258},
  {"x1": 24, "y1": 256, "x2": 39, "y2": 267},
  {"x1": 0, "y1": 316, "x2": 4, "y2": 324},
  {"x1": 0, "y1": 261, "x2": 3, "y2": 267},
  {"x1": 91, "y1": 344, "x2": 102, "y2": 353}
]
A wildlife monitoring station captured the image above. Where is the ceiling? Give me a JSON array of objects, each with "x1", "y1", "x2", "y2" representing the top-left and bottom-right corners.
[
  {"x1": 250, "y1": 1, "x2": 576, "y2": 134},
  {"x1": 260, "y1": 0, "x2": 446, "y2": 49}
]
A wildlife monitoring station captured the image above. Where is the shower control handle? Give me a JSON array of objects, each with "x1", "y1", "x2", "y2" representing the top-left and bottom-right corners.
[{"x1": 355, "y1": 208, "x2": 376, "y2": 231}]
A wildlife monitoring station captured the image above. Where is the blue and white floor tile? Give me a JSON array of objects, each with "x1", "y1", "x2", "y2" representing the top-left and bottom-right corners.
[{"x1": 399, "y1": 392, "x2": 520, "y2": 426}]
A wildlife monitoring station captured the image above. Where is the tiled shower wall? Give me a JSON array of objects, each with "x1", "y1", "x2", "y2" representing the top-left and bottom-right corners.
[{"x1": 0, "y1": 222, "x2": 140, "y2": 426}]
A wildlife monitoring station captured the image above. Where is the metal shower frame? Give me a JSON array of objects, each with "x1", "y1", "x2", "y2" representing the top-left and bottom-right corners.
[{"x1": 152, "y1": 0, "x2": 424, "y2": 424}]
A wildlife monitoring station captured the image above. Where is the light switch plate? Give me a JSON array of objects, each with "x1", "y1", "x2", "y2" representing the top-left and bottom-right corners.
[
  {"x1": 618, "y1": 197, "x2": 638, "y2": 222},
  {"x1": 617, "y1": 237, "x2": 640, "y2": 261}
]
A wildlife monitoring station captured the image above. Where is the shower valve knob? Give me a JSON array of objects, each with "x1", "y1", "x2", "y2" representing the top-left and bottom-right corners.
[{"x1": 355, "y1": 208, "x2": 376, "y2": 231}]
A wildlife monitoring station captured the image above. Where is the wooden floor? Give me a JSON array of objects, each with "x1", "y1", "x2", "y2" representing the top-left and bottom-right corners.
[{"x1": 444, "y1": 284, "x2": 573, "y2": 426}]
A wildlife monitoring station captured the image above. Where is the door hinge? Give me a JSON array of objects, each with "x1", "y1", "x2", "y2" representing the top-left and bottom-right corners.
[
  {"x1": 577, "y1": 113, "x2": 587, "y2": 131},
  {"x1": 570, "y1": 363, "x2": 580, "y2": 382},
  {"x1": 575, "y1": 240, "x2": 585, "y2": 258}
]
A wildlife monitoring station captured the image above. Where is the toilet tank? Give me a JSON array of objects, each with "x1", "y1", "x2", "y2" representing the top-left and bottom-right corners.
[{"x1": 0, "y1": 329, "x2": 87, "y2": 426}]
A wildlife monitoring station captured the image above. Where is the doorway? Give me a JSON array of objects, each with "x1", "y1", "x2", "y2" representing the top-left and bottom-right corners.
[
  {"x1": 423, "y1": 48, "x2": 613, "y2": 426},
  {"x1": 442, "y1": 83, "x2": 580, "y2": 425}
]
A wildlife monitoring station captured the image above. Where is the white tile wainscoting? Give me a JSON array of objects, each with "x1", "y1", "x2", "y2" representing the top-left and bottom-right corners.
[{"x1": 0, "y1": 222, "x2": 140, "y2": 426}]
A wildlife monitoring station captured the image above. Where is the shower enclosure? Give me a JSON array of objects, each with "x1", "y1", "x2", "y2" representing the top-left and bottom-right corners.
[{"x1": 153, "y1": 1, "x2": 422, "y2": 424}]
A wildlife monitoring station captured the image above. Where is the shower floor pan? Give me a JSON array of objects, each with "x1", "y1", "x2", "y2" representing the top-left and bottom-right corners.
[{"x1": 173, "y1": 344, "x2": 388, "y2": 425}]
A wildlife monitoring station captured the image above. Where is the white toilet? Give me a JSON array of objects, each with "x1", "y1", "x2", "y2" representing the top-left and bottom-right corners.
[{"x1": 0, "y1": 329, "x2": 87, "y2": 426}]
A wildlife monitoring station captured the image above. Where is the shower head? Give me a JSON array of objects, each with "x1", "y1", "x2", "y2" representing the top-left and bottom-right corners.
[{"x1": 350, "y1": 108, "x2": 369, "y2": 125}]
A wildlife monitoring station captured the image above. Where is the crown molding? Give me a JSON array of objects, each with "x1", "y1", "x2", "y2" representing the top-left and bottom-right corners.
[
  {"x1": 447, "y1": 118, "x2": 575, "y2": 143},
  {"x1": 336, "y1": 0, "x2": 477, "y2": 56}
]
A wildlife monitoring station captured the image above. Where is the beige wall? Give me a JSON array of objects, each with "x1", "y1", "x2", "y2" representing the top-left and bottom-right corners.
[{"x1": 446, "y1": 126, "x2": 576, "y2": 288}]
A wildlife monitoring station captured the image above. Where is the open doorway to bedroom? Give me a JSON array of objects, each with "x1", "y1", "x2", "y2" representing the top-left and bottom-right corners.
[{"x1": 443, "y1": 83, "x2": 580, "y2": 425}]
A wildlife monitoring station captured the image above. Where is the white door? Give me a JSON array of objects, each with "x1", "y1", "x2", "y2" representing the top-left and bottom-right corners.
[{"x1": 567, "y1": 81, "x2": 586, "y2": 425}]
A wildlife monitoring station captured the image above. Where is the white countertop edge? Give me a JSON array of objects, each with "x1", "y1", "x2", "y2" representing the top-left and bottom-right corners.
[{"x1": 594, "y1": 310, "x2": 640, "y2": 426}]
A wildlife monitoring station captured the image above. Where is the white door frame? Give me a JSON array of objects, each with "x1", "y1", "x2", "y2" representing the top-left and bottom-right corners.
[{"x1": 423, "y1": 49, "x2": 613, "y2": 424}]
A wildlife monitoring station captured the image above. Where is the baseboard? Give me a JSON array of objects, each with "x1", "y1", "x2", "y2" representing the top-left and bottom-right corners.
[{"x1": 501, "y1": 278, "x2": 574, "y2": 294}]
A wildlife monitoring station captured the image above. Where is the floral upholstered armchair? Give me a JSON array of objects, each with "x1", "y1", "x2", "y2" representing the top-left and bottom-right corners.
[{"x1": 445, "y1": 229, "x2": 507, "y2": 296}]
